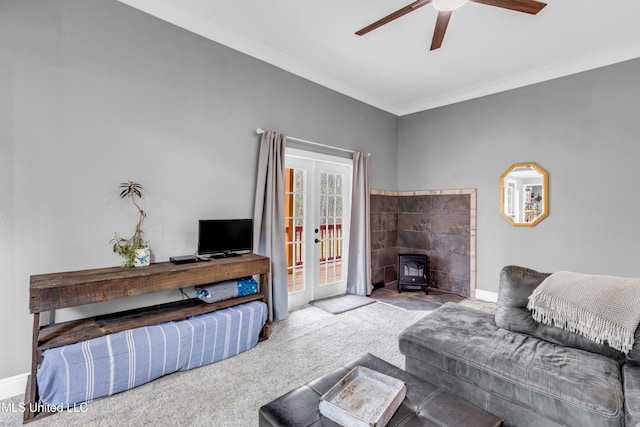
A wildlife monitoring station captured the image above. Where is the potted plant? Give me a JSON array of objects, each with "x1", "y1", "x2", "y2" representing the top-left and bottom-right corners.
[{"x1": 110, "y1": 181, "x2": 150, "y2": 267}]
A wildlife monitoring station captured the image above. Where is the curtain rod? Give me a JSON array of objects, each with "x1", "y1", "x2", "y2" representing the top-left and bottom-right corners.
[{"x1": 255, "y1": 128, "x2": 355, "y2": 155}]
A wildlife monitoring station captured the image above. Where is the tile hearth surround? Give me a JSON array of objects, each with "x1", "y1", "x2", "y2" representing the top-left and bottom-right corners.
[{"x1": 370, "y1": 189, "x2": 476, "y2": 298}]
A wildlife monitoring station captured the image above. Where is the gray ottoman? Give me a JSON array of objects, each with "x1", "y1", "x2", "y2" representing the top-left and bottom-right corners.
[{"x1": 259, "y1": 353, "x2": 503, "y2": 427}]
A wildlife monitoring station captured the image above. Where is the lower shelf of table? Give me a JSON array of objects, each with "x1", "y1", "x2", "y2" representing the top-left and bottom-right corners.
[{"x1": 38, "y1": 293, "x2": 268, "y2": 351}]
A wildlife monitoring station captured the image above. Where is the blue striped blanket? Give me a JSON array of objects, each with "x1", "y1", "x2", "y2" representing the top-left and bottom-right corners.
[{"x1": 37, "y1": 300, "x2": 267, "y2": 407}]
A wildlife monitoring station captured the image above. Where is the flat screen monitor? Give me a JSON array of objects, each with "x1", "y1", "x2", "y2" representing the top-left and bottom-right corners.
[{"x1": 198, "y1": 219, "x2": 253, "y2": 257}]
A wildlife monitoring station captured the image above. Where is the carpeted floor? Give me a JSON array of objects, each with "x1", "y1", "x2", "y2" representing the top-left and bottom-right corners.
[
  {"x1": 0, "y1": 297, "x2": 494, "y2": 427},
  {"x1": 0, "y1": 302, "x2": 431, "y2": 426}
]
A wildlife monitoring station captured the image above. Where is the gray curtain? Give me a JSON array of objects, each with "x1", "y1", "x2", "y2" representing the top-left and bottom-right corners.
[
  {"x1": 253, "y1": 130, "x2": 289, "y2": 321},
  {"x1": 346, "y1": 151, "x2": 372, "y2": 296}
]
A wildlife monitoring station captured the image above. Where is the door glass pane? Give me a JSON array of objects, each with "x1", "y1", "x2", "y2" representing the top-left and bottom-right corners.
[
  {"x1": 318, "y1": 172, "x2": 345, "y2": 286},
  {"x1": 285, "y1": 167, "x2": 305, "y2": 293},
  {"x1": 295, "y1": 194, "x2": 304, "y2": 225},
  {"x1": 328, "y1": 196, "x2": 335, "y2": 218},
  {"x1": 319, "y1": 172, "x2": 327, "y2": 220},
  {"x1": 320, "y1": 173, "x2": 327, "y2": 197}
]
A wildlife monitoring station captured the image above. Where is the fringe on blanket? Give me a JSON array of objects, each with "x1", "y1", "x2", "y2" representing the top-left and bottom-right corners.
[{"x1": 527, "y1": 291, "x2": 635, "y2": 353}]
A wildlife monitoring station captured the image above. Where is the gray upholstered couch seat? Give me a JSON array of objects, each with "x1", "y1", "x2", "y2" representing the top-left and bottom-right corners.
[{"x1": 399, "y1": 265, "x2": 640, "y2": 427}]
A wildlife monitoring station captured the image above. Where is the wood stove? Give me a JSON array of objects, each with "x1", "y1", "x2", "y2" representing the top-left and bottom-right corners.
[{"x1": 397, "y1": 253, "x2": 429, "y2": 294}]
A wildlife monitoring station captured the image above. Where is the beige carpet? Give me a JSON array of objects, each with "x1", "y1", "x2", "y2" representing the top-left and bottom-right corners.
[{"x1": 0, "y1": 299, "x2": 494, "y2": 426}]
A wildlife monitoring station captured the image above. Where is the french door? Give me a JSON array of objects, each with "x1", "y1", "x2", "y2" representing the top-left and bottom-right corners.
[{"x1": 285, "y1": 149, "x2": 352, "y2": 308}]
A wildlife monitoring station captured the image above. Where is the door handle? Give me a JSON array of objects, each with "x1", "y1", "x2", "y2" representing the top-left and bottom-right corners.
[{"x1": 314, "y1": 238, "x2": 321, "y2": 244}]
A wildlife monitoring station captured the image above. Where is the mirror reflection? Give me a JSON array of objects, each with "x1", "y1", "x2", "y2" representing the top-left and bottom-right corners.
[{"x1": 500, "y1": 162, "x2": 548, "y2": 226}]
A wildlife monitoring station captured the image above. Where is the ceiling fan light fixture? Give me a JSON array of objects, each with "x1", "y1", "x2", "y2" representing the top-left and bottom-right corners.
[{"x1": 433, "y1": 0, "x2": 468, "y2": 11}]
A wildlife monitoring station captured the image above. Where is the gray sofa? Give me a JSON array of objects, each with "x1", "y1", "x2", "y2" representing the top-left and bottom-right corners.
[{"x1": 398, "y1": 265, "x2": 640, "y2": 427}]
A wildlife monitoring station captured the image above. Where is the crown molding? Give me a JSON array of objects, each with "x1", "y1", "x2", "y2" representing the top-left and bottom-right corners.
[
  {"x1": 396, "y1": 39, "x2": 640, "y2": 115},
  {"x1": 118, "y1": 1, "x2": 640, "y2": 117}
]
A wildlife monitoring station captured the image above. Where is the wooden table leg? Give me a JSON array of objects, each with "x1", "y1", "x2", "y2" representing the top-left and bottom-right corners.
[{"x1": 23, "y1": 313, "x2": 40, "y2": 423}]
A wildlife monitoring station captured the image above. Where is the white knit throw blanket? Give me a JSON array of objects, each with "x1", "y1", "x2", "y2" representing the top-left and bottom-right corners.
[{"x1": 527, "y1": 271, "x2": 640, "y2": 354}]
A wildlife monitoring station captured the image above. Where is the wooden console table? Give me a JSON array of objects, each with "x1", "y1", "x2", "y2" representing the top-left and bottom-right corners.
[{"x1": 24, "y1": 253, "x2": 270, "y2": 423}]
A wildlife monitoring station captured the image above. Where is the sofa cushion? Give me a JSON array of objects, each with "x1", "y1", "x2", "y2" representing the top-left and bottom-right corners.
[
  {"x1": 399, "y1": 303, "x2": 625, "y2": 427},
  {"x1": 628, "y1": 328, "x2": 640, "y2": 364},
  {"x1": 495, "y1": 265, "x2": 625, "y2": 360},
  {"x1": 623, "y1": 364, "x2": 640, "y2": 427}
]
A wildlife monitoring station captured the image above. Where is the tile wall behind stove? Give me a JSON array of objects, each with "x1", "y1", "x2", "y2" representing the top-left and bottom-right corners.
[
  {"x1": 370, "y1": 193, "x2": 399, "y2": 288},
  {"x1": 370, "y1": 190, "x2": 476, "y2": 298}
]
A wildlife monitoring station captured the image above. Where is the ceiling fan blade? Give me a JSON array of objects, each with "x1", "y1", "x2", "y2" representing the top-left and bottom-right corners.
[
  {"x1": 470, "y1": 0, "x2": 546, "y2": 15},
  {"x1": 355, "y1": 0, "x2": 432, "y2": 36},
  {"x1": 430, "y1": 10, "x2": 452, "y2": 50}
]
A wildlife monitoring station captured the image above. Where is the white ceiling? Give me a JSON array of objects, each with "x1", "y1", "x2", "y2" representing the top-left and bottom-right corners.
[{"x1": 117, "y1": 0, "x2": 640, "y2": 116}]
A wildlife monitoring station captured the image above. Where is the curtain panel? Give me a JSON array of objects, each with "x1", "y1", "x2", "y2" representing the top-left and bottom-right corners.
[
  {"x1": 346, "y1": 151, "x2": 372, "y2": 296},
  {"x1": 253, "y1": 130, "x2": 289, "y2": 321}
]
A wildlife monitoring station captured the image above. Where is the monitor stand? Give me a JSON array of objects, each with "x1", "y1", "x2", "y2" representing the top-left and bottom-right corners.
[{"x1": 211, "y1": 252, "x2": 241, "y2": 259}]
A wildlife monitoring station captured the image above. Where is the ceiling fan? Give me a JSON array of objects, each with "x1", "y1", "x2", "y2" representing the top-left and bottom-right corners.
[{"x1": 355, "y1": 0, "x2": 547, "y2": 51}]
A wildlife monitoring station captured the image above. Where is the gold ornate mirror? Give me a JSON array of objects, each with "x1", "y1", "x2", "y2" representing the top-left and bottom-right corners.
[{"x1": 500, "y1": 162, "x2": 549, "y2": 226}]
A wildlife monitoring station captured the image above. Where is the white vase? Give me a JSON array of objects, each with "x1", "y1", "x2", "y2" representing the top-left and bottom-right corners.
[{"x1": 134, "y1": 247, "x2": 150, "y2": 267}]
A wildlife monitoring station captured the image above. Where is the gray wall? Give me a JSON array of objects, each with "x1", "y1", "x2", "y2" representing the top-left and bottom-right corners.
[
  {"x1": 2, "y1": 0, "x2": 639, "y2": 383},
  {"x1": 0, "y1": 0, "x2": 397, "y2": 379},
  {"x1": 399, "y1": 58, "x2": 640, "y2": 294}
]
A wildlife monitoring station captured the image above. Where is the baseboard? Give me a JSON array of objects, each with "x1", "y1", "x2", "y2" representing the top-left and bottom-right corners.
[
  {"x1": 0, "y1": 373, "x2": 28, "y2": 400},
  {"x1": 474, "y1": 289, "x2": 498, "y2": 302}
]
